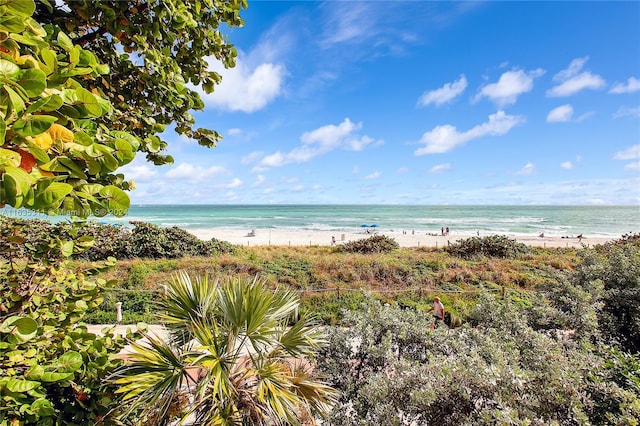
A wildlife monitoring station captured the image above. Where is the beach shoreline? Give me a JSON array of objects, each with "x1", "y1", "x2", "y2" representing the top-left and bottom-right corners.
[{"x1": 191, "y1": 228, "x2": 612, "y2": 249}]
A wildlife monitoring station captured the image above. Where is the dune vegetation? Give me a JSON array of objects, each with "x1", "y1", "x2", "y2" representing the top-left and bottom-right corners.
[{"x1": 3, "y1": 215, "x2": 640, "y2": 424}]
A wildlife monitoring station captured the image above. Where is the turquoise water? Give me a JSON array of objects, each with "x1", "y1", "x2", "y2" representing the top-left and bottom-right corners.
[{"x1": 4, "y1": 205, "x2": 638, "y2": 239}]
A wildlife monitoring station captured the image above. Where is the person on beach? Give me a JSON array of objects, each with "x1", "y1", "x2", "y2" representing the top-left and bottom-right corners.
[
  {"x1": 428, "y1": 297, "x2": 445, "y2": 329},
  {"x1": 331, "y1": 236, "x2": 336, "y2": 246}
]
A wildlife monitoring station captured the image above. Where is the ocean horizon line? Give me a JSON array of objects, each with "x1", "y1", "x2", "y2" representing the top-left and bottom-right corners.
[{"x1": 129, "y1": 203, "x2": 639, "y2": 207}]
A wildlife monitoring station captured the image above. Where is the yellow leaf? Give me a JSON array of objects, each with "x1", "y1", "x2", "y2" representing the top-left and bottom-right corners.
[
  {"x1": 33, "y1": 132, "x2": 53, "y2": 150},
  {"x1": 47, "y1": 123, "x2": 74, "y2": 142}
]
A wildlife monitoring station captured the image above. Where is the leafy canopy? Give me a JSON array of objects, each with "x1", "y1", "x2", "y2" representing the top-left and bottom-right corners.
[{"x1": 1, "y1": 0, "x2": 246, "y2": 217}]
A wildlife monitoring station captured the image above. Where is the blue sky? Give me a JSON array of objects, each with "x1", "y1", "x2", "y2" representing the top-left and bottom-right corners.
[{"x1": 123, "y1": 1, "x2": 640, "y2": 205}]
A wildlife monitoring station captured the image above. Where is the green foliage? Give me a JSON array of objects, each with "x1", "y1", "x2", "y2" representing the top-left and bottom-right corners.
[
  {"x1": 110, "y1": 273, "x2": 338, "y2": 425},
  {"x1": 597, "y1": 232, "x2": 640, "y2": 253},
  {"x1": 299, "y1": 291, "x2": 375, "y2": 325},
  {"x1": 0, "y1": 217, "x2": 141, "y2": 425},
  {"x1": 446, "y1": 235, "x2": 530, "y2": 259},
  {"x1": 1, "y1": 0, "x2": 135, "y2": 217},
  {"x1": 318, "y1": 296, "x2": 640, "y2": 425},
  {"x1": 576, "y1": 243, "x2": 640, "y2": 353},
  {"x1": 2, "y1": 0, "x2": 246, "y2": 217},
  {"x1": 34, "y1": 0, "x2": 246, "y2": 165},
  {"x1": 0, "y1": 216, "x2": 237, "y2": 262},
  {"x1": 125, "y1": 221, "x2": 237, "y2": 258},
  {"x1": 339, "y1": 234, "x2": 400, "y2": 254},
  {"x1": 84, "y1": 288, "x2": 159, "y2": 324}
]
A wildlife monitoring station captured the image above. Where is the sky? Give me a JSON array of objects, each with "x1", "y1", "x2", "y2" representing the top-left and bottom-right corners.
[{"x1": 122, "y1": 1, "x2": 640, "y2": 205}]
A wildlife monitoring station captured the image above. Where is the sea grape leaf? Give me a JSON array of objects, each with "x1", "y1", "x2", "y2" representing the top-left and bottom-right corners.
[
  {"x1": 33, "y1": 181, "x2": 73, "y2": 210},
  {"x1": 0, "y1": 316, "x2": 38, "y2": 342},
  {"x1": 17, "y1": 68, "x2": 47, "y2": 97},
  {"x1": 6, "y1": 378, "x2": 40, "y2": 393},
  {"x1": 58, "y1": 351, "x2": 83, "y2": 373},
  {"x1": 12, "y1": 114, "x2": 56, "y2": 136}
]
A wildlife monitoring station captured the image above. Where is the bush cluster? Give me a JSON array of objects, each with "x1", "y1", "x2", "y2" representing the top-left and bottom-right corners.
[
  {"x1": 1, "y1": 216, "x2": 138, "y2": 424},
  {"x1": 597, "y1": 231, "x2": 640, "y2": 253},
  {"x1": 339, "y1": 234, "x2": 400, "y2": 254},
  {"x1": 318, "y1": 294, "x2": 640, "y2": 425},
  {"x1": 446, "y1": 235, "x2": 530, "y2": 259},
  {"x1": 124, "y1": 221, "x2": 236, "y2": 259},
  {"x1": 0, "y1": 216, "x2": 237, "y2": 261}
]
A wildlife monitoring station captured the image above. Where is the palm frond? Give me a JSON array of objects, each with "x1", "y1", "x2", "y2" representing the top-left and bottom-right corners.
[
  {"x1": 110, "y1": 333, "x2": 193, "y2": 422},
  {"x1": 287, "y1": 362, "x2": 339, "y2": 418},
  {"x1": 277, "y1": 316, "x2": 327, "y2": 358},
  {"x1": 160, "y1": 271, "x2": 219, "y2": 346},
  {"x1": 112, "y1": 273, "x2": 338, "y2": 425}
]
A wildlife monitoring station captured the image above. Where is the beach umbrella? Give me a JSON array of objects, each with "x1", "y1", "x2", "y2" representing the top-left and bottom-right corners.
[
  {"x1": 370, "y1": 224, "x2": 379, "y2": 228},
  {"x1": 360, "y1": 224, "x2": 369, "y2": 227}
]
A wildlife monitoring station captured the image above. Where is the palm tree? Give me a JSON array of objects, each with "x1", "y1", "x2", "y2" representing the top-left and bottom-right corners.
[{"x1": 110, "y1": 272, "x2": 338, "y2": 425}]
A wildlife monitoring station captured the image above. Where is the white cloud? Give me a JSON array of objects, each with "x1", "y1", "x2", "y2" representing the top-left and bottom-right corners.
[
  {"x1": 119, "y1": 163, "x2": 158, "y2": 182},
  {"x1": 624, "y1": 162, "x2": 640, "y2": 171},
  {"x1": 547, "y1": 57, "x2": 605, "y2": 97},
  {"x1": 225, "y1": 191, "x2": 239, "y2": 201},
  {"x1": 575, "y1": 111, "x2": 595, "y2": 122},
  {"x1": 475, "y1": 68, "x2": 544, "y2": 105},
  {"x1": 516, "y1": 162, "x2": 535, "y2": 175},
  {"x1": 613, "y1": 144, "x2": 640, "y2": 160},
  {"x1": 396, "y1": 167, "x2": 409, "y2": 174},
  {"x1": 547, "y1": 104, "x2": 574, "y2": 122},
  {"x1": 227, "y1": 128, "x2": 242, "y2": 136},
  {"x1": 292, "y1": 185, "x2": 305, "y2": 192},
  {"x1": 560, "y1": 161, "x2": 574, "y2": 169},
  {"x1": 254, "y1": 118, "x2": 381, "y2": 170},
  {"x1": 225, "y1": 178, "x2": 243, "y2": 189},
  {"x1": 165, "y1": 163, "x2": 227, "y2": 183},
  {"x1": 201, "y1": 56, "x2": 286, "y2": 113},
  {"x1": 414, "y1": 110, "x2": 525, "y2": 155},
  {"x1": 609, "y1": 77, "x2": 640, "y2": 94},
  {"x1": 613, "y1": 106, "x2": 640, "y2": 119},
  {"x1": 364, "y1": 171, "x2": 381, "y2": 180},
  {"x1": 242, "y1": 151, "x2": 265, "y2": 165},
  {"x1": 252, "y1": 175, "x2": 266, "y2": 187},
  {"x1": 429, "y1": 163, "x2": 451, "y2": 174},
  {"x1": 321, "y1": 2, "x2": 378, "y2": 47},
  {"x1": 417, "y1": 75, "x2": 468, "y2": 107},
  {"x1": 553, "y1": 57, "x2": 588, "y2": 82}
]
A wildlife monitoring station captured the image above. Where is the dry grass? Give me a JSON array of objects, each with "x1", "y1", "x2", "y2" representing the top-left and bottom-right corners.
[{"x1": 101, "y1": 245, "x2": 579, "y2": 296}]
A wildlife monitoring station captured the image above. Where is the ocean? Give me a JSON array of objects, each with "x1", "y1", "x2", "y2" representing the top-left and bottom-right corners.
[{"x1": 4, "y1": 205, "x2": 638, "y2": 239}]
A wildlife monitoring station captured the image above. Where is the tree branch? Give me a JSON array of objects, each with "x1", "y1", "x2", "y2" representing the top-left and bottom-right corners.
[{"x1": 74, "y1": 27, "x2": 108, "y2": 47}]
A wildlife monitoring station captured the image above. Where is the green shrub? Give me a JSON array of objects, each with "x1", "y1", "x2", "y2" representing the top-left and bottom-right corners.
[
  {"x1": 318, "y1": 296, "x2": 640, "y2": 425},
  {"x1": 446, "y1": 235, "x2": 530, "y2": 259},
  {"x1": 0, "y1": 219, "x2": 140, "y2": 424},
  {"x1": 125, "y1": 221, "x2": 236, "y2": 258},
  {"x1": 85, "y1": 288, "x2": 161, "y2": 324},
  {"x1": 597, "y1": 232, "x2": 640, "y2": 253},
  {"x1": 576, "y1": 243, "x2": 640, "y2": 353},
  {"x1": 339, "y1": 234, "x2": 400, "y2": 254},
  {"x1": 299, "y1": 291, "x2": 374, "y2": 325},
  {"x1": 0, "y1": 216, "x2": 237, "y2": 262}
]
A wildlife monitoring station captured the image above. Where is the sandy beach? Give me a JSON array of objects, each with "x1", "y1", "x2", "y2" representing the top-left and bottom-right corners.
[{"x1": 192, "y1": 228, "x2": 612, "y2": 249}]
